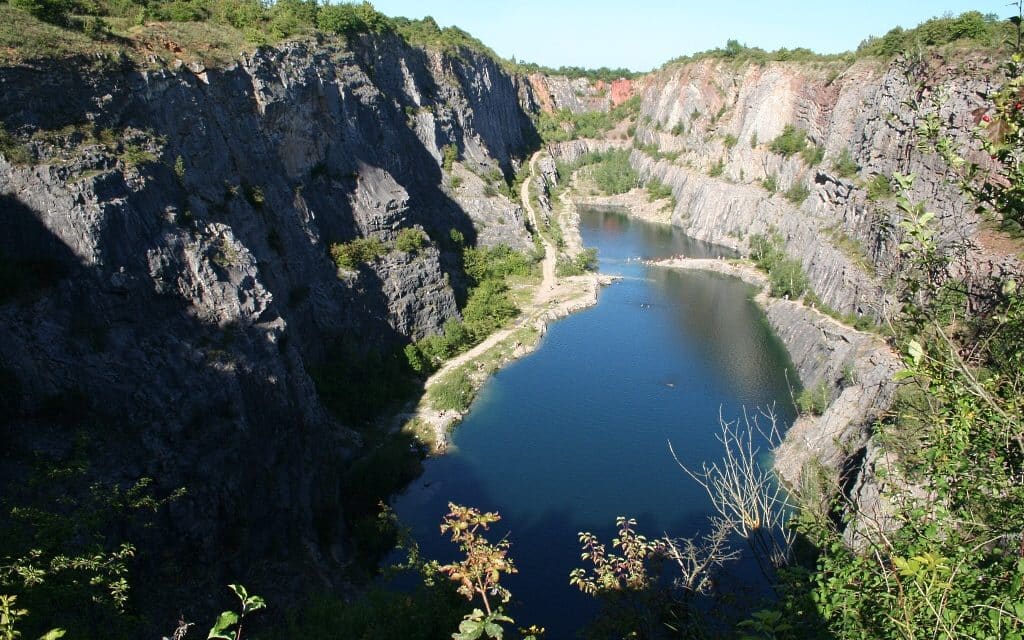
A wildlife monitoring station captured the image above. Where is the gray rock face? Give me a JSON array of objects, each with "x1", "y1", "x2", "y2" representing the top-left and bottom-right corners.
[
  {"x1": 632, "y1": 54, "x2": 1021, "y2": 319},
  {"x1": 0, "y1": 32, "x2": 536, "y2": 622},
  {"x1": 526, "y1": 74, "x2": 613, "y2": 113}
]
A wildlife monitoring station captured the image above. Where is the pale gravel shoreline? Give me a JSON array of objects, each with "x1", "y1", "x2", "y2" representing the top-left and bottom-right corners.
[{"x1": 403, "y1": 152, "x2": 620, "y2": 454}]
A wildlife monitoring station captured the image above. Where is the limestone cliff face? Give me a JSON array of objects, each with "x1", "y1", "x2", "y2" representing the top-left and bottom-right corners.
[
  {"x1": 627, "y1": 57, "x2": 1024, "y2": 518},
  {"x1": 0, "y1": 32, "x2": 536, "y2": 618},
  {"x1": 526, "y1": 74, "x2": 635, "y2": 114},
  {"x1": 632, "y1": 54, "x2": 1020, "y2": 318}
]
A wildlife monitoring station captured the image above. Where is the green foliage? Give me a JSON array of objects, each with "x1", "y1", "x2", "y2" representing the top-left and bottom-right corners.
[
  {"x1": 316, "y1": 1, "x2": 392, "y2": 36},
  {"x1": 831, "y1": 147, "x2": 859, "y2": 178},
  {"x1": 555, "y1": 248, "x2": 598, "y2": 277},
  {"x1": 119, "y1": 142, "x2": 155, "y2": 167},
  {"x1": 341, "y1": 435, "x2": 423, "y2": 568},
  {"x1": 760, "y1": 63, "x2": 1024, "y2": 638},
  {"x1": 330, "y1": 237, "x2": 385, "y2": 271},
  {"x1": 865, "y1": 173, "x2": 893, "y2": 201},
  {"x1": 800, "y1": 143, "x2": 824, "y2": 166},
  {"x1": 795, "y1": 380, "x2": 829, "y2": 415},
  {"x1": 784, "y1": 182, "x2": 810, "y2": 204},
  {"x1": 535, "y1": 97, "x2": 640, "y2": 143},
  {"x1": 0, "y1": 441, "x2": 185, "y2": 640},
  {"x1": 9, "y1": 0, "x2": 73, "y2": 26},
  {"x1": 243, "y1": 183, "x2": 264, "y2": 208},
  {"x1": 722, "y1": 133, "x2": 738, "y2": 148},
  {"x1": 662, "y1": 38, "x2": 852, "y2": 69},
  {"x1": 0, "y1": 595, "x2": 64, "y2": 640},
  {"x1": 857, "y1": 10, "x2": 1010, "y2": 58},
  {"x1": 282, "y1": 586, "x2": 464, "y2": 640},
  {"x1": 569, "y1": 517, "x2": 681, "y2": 640},
  {"x1": 708, "y1": 158, "x2": 725, "y2": 177},
  {"x1": 462, "y1": 245, "x2": 535, "y2": 283},
  {"x1": 634, "y1": 142, "x2": 679, "y2": 162},
  {"x1": 393, "y1": 15, "x2": 499, "y2": 59},
  {"x1": 509, "y1": 60, "x2": 640, "y2": 83},
  {"x1": 438, "y1": 504, "x2": 538, "y2": 640},
  {"x1": 644, "y1": 177, "x2": 673, "y2": 202},
  {"x1": 208, "y1": 584, "x2": 265, "y2": 640},
  {"x1": 461, "y1": 279, "x2": 518, "y2": 338},
  {"x1": 0, "y1": 130, "x2": 32, "y2": 165},
  {"x1": 405, "y1": 245, "x2": 533, "y2": 375},
  {"x1": 750, "y1": 231, "x2": 809, "y2": 298},
  {"x1": 761, "y1": 173, "x2": 778, "y2": 193},
  {"x1": 769, "y1": 258, "x2": 809, "y2": 298},
  {"x1": 395, "y1": 228, "x2": 427, "y2": 254},
  {"x1": 934, "y1": 53, "x2": 1024, "y2": 231},
  {"x1": 441, "y1": 143, "x2": 458, "y2": 172},
  {"x1": 584, "y1": 149, "x2": 638, "y2": 195},
  {"x1": 311, "y1": 339, "x2": 417, "y2": 425},
  {"x1": 749, "y1": 231, "x2": 785, "y2": 270},
  {"x1": 427, "y1": 370, "x2": 473, "y2": 412},
  {"x1": 769, "y1": 124, "x2": 808, "y2": 157}
]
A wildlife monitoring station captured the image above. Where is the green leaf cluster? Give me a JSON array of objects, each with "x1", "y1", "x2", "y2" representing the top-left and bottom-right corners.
[
  {"x1": 769, "y1": 125, "x2": 808, "y2": 157},
  {"x1": 749, "y1": 231, "x2": 809, "y2": 298},
  {"x1": 330, "y1": 237, "x2": 386, "y2": 271}
]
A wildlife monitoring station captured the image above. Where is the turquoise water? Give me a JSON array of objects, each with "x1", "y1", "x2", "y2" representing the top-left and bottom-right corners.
[{"x1": 393, "y1": 207, "x2": 798, "y2": 637}]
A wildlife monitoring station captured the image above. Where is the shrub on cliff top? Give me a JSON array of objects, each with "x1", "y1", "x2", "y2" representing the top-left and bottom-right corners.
[{"x1": 317, "y1": 1, "x2": 392, "y2": 36}]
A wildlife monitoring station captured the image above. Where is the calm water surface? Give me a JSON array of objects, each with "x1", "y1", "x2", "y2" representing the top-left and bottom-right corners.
[{"x1": 393, "y1": 208, "x2": 798, "y2": 637}]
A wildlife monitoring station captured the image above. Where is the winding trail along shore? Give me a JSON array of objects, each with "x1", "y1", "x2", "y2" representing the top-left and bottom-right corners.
[{"x1": 405, "y1": 152, "x2": 614, "y2": 453}]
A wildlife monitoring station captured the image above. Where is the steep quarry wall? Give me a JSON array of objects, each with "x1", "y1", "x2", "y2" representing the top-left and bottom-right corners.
[
  {"x1": 527, "y1": 73, "x2": 635, "y2": 113},
  {"x1": 0, "y1": 32, "x2": 538, "y2": 618},
  {"x1": 632, "y1": 54, "x2": 1020, "y2": 319}
]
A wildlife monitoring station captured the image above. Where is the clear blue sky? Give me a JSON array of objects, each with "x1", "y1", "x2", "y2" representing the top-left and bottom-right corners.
[{"x1": 366, "y1": 1, "x2": 1015, "y2": 71}]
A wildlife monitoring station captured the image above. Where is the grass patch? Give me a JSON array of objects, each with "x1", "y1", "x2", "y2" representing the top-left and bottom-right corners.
[
  {"x1": 405, "y1": 245, "x2": 535, "y2": 375},
  {"x1": 865, "y1": 173, "x2": 893, "y2": 201},
  {"x1": 395, "y1": 228, "x2": 427, "y2": 254},
  {"x1": 832, "y1": 148, "x2": 859, "y2": 178},
  {"x1": 800, "y1": 144, "x2": 825, "y2": 166},
  {"x1": 428, "y1": 369, "x2": 474, "y2": 412},
  {"x1": 0, "y1": 129, "x2": 33, "y2": 165},
  {"x1": 784, "y1": 182, "x2": 811, "y2": 204},
  {"x1": 796, "y1": 380, "x2": 830, "y2": 416},
  {"x1": 824, "y1": 226, "x2": 875, "y2": 275}
]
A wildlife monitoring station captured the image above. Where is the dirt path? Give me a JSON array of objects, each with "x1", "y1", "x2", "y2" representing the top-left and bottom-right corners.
[
  {"x1": 408, "y1": 151, "x2": 604, "y2": 452},
  {"x1": 422, "y1": 152, "x2": 556, "y2": 380},
  {"x1": 524, "y1": 151, "x2": 558, "y2": 300}
]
